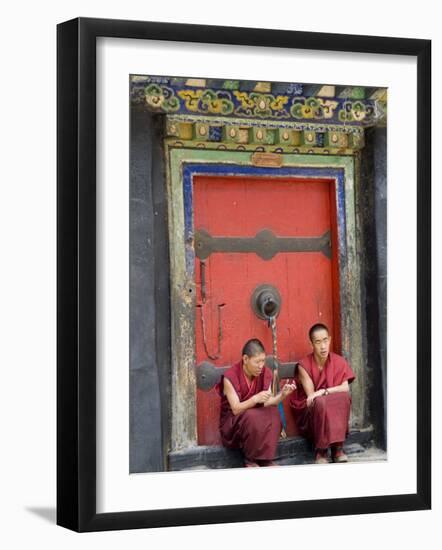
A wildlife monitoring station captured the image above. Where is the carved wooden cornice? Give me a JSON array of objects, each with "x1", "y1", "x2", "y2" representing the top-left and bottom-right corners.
[{"x1": 130, "y1": 75, "x2": 387, "y2": 129}]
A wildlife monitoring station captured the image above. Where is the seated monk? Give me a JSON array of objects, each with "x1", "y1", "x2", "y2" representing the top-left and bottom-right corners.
[
  {"x1": 218, "y1": 338, "x2": 296, "y2": 467},
  {"x1": 289, "y1": 323, "x2": 355, "y2": 464}
]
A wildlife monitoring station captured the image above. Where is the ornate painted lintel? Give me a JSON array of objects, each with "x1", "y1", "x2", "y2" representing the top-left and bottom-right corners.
[
  {"x1": 130, "y1": 75, "x2": 387, "y2": 127},
  {"x1": 165, "y1": 115, "x2": 365, "y2": 151}
]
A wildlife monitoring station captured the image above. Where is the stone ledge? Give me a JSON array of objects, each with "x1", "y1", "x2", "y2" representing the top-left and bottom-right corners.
[{"x1": 168, "y1": 427, "x2": 375, "y2": 470}]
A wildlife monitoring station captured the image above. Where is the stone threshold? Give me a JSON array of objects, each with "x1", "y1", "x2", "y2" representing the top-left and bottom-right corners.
[{"x1": 168, "y1": 427, "x2": 379, "y2": 471}]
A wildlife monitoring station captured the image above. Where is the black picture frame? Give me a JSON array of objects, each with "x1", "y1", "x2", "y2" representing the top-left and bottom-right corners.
[{"x1": 57, "y1": 17, "x2": 431, "y2": 532}]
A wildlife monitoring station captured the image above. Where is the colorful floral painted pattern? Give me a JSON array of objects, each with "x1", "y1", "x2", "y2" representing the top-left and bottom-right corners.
[{"x1": 134, "y1": 77, "x2": 386, "y2": 126}]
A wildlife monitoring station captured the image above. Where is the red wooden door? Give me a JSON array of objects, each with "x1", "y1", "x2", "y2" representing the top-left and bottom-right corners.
[{"x1": 193, "y1": 175, "x2": 340, "y2": 445}]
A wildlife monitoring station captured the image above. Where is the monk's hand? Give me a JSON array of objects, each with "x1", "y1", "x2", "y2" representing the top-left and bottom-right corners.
[
  {"x1": 307, "y1": 390, "x2": 324, "y2": 407},
  {"x1": 306, "y1": 393, "x2": 316, "y2": 407},
  {"x1": 254, "y1": 389, "x2": 272, "y2": 404},
  {"x1": 281, "y1": 382, "x2": 296, "y2": 398}
]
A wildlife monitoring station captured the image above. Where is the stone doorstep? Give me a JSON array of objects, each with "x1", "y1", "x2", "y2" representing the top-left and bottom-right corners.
[
  {"x1": 168, "y1": 428, "x2": 379, "y2": 471},
  {"x1": 276, "y1": 446, "x2": 387, "y2": 467}
]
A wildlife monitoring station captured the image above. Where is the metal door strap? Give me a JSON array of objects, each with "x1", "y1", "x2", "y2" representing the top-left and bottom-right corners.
[{"x1": 197, "y1": 302, "x2": 224, "y2": 360}]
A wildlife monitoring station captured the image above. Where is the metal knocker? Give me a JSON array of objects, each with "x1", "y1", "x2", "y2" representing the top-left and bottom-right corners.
[{"x1": 251, "y1": 284, "x2": 282, "y2": 321}]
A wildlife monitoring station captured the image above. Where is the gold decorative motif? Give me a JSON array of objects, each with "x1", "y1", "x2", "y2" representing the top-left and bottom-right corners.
[
  {"x1": 317, "y1": 85, "x2": 335, "y2": 97},
  {"x1": 291, "y1": 98, "x2": 339, "y2": 120},
  {"x1": 321, "y1": 100, "x2": 339, "y2": 118},
  {"x1": 254, "y1": 82, "x2": 271, "y2": 93},
  {"x1": 179, "y1": 123, "x2": 193, "y2": 140},
  {"x1": 178, "y1": 89, "x2": 234, "y2": 115},
  {"x1": 237, "y1": 128, "x2": 249, "y2": 144},
  {"x1": 256, "y1": 130, "x2": 263, "y2": 140},
  {"x1": 185, "y1": 78, "x2": 206, "y2": 87},
  {"x1": 251, "y1": 152, "x2": 283, "y2": 167}
]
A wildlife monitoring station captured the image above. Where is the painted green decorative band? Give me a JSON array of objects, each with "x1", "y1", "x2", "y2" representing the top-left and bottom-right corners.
[
  {"x1": 165, "y1": 140, "x2": 359, "y2": 156},
  {"x1": 165, "y1": 117, "x2": 364, "y2": 150},
  {"x1": 165, "y1": 139, "x2": 359, "y2": 156}
]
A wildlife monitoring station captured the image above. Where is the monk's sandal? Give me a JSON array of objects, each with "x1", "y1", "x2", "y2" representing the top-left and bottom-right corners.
[
  {"x1": 332, "y1": 447, "x2": 348, "y2": 463},
  {"x1": 244, "y1": 459, "x2": 260, "y2": 467},
  {"x1": 314, "y1": 449, "x2": 329, "y2": 464}
]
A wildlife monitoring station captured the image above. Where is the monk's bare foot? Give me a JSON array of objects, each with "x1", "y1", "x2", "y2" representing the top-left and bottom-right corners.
[
  {"x1": 331, "y1": 446, "x2": 348, "y2": 463},
  {"x1": 314, "y1": 449, "x2": 329, "y2": 464},
  {"x1": 244, "y1": 459, "x2": 260, "y2": 467}
]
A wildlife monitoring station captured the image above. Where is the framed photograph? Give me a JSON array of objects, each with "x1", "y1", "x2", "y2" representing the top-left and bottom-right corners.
[{"x1": 57, "y1": 17, "x2": 431, "y2": 532}]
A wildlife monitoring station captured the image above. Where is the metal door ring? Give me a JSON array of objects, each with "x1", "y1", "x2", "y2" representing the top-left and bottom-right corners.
[{"x1": 251, "y1": 284, "x2": 282, "y2": 320}]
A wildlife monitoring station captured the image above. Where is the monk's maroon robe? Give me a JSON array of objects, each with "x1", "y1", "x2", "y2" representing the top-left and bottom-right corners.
[
  {"x1": 289, "y1": 352, "x2": 355, "y2": 449},
  {"x1": 218, "y1": 361, "x2": 281, "y2": 462}
]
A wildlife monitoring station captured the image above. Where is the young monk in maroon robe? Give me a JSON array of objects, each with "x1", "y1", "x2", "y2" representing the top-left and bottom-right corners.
[
  {"x1": 289, "y1": 323, "x2": 355, "y2": 464},
  {"x1": 219, "y1": 338, "x2": 296, "y2": 467}
]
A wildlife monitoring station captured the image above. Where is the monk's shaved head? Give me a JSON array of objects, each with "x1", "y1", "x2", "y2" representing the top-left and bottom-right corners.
[
  {"x1": 242, "y1": 338, "x2": 265, "y2": 358},
  {"x1": 309, "y1": 323, "x2": 330, "y2": 342}
]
